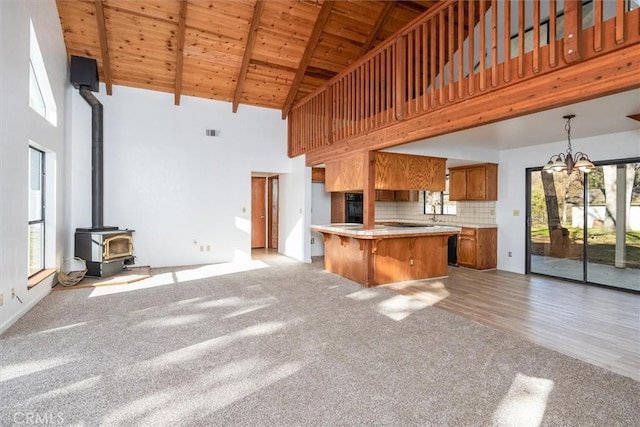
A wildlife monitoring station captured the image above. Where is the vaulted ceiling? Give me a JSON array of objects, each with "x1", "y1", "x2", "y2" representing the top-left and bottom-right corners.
[{"x1": 56, "y1": 0, "x2": 440, "y2": 115}]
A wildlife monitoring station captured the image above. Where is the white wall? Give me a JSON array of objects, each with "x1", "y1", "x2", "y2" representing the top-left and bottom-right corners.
[
  {"x1": 278, "y1": 156, "x2": 312, "y2": 263},
  {"x1": 68, "y1": 84, "x2": 300, "y2": 267},
  {"x1": 497, "y1": 129, "x2": 640, "y2": 274},
  {"x1": 310, "y1": 182, "x2": 331, "y2": 256},
  {"x1": 0, "y1": 0, "x2": 69, "y2": 333}
]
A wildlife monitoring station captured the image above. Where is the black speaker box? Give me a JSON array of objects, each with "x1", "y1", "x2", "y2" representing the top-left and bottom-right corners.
[{"x1": 70, "y1": 55, "x2": 99, "y2": 92}]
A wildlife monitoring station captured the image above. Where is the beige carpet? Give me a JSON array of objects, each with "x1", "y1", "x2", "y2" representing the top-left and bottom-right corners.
[
  {"x1": 52, "y1": 266, "x2": 151, "y2": 290},
  {"x1": 2, "y1": 255, "x2": 638, "y2": 426}
]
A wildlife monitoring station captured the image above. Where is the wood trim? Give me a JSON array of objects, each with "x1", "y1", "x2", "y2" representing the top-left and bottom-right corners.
[
  {"x1": 173, "y1": 0, "x2": 188, "y2": 106},
  {"x1": 281, "y1": 1, "x2": 335, "y2": 119},
  {"x1": 28, "y1": 268, "x2": 57, "y2": 289},
  {"x1": 305, "y1": 44, "x2": 640, "y2": 166},
  {"x1": 361, "y1": 1, "x2": 396, "y2": 55},
  {"x1": 94, "y1": 0, "x2": 113, "y2": 95},
  {"x1": 232, "y1": 0, "x2": 265, "y2": 113}
]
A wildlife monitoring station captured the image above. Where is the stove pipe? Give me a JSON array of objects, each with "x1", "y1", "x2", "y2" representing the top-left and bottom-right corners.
[{"x1": 79, "y1": 86, "x2": 104, "y2": 230}]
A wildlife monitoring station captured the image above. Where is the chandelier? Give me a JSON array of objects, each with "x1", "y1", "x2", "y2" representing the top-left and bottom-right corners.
[{"x1": 542, "y1": 115, "x2": 596, "y2": 174}]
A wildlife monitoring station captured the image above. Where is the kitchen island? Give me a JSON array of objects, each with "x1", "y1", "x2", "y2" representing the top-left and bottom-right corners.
[{"x1": 311, "y1": 223, "x2": 460, "y2": 287}]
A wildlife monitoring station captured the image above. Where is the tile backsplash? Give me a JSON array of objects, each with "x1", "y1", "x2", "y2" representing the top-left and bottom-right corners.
[{"x1": 375, "y1": 192, "x2": 496, "y2": 225}]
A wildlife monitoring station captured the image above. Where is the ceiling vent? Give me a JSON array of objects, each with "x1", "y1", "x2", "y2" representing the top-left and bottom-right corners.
[{"x1": 206, "y1": 129, "x2": 221, "y2": 137}]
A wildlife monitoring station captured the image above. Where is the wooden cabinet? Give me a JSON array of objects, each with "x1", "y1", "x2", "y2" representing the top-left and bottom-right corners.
[
  {"x1": 375, "y1": 190, "x2": 396, "y2": 201},
  {"x1": 375, "y1": 152, "x2": 446, "y2": 191},
  {"x1": 457, "y1": 227, "x2": 497, "y2": 270},
  {"x1": 393, "y1": 190, "x2": 419, "y2": 202},
  {"x1": 311, "y1": 167, "x2": 325, "y2": 183},
  {"x1": 448, "y1": 163, "x2": 498, "y2": 201},
  {"x1": 325, "y1": 152, "x2": 446, "y2": 192},
  {"x1": 375, "y1": 190, "x2": 419, "y2": 202},
  {"x1": 330, "y1": 192, "x2": 345, "y2": 223}
]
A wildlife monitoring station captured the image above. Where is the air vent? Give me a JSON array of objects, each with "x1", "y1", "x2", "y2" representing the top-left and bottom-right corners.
[{"x1": 205, "y1": 129, "x2": 221, "y2": 137}]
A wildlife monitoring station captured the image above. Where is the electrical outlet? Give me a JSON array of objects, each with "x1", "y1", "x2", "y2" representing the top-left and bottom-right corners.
[
  {"x1": 206, "y1": 245, "x2": 211, "y2": 251},
  {"x1": 508, "y1": 251, "x2": 512, "y2": 257},
  {"x1": 311, "y1": 237, "x2": 315, "y2": 244},
  {"x1": 490, "y1": 208, "x2": 495, "y2": 216},
  {"x1": 0, "y1": 293, "x2": 3, "y2": 306},
  {"x1": 200, "y1": 246, "x2": 204, "y2": 252},
  {"x1": 409, "y1": 258, "x2": 414, "y2": 266}
]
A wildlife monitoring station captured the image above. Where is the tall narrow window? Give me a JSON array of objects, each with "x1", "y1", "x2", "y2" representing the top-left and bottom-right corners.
[
  {"x1": 28, "y1": 147, "x2": 45, "y2": 276},
  {"x1": 29, "y1": 20, "x2": 57, "y2": 126}
]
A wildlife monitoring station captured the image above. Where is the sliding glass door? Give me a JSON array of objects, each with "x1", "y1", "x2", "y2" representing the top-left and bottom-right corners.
[{"x1": 527, "y1": 159, "x2": 640, "y2": 292}]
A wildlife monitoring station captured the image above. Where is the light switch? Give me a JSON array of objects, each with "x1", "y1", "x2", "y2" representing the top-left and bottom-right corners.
[{"x1": 513, "y1": 210, "x2": 520, "y2": 217}]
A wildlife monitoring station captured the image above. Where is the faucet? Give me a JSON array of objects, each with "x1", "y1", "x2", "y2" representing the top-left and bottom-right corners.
[{"x1": 431, "y1": 204, "x2": 438, "y2": 222}]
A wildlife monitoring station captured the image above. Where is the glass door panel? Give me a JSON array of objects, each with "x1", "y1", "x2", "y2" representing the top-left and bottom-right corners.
[
  {"x1": 529, "y1": 170, "x2": 585, "y2": 282},
  {"x1": 586, "y1": 163, "x2": 640, "y2": 291},
  {"x1": 528, "y1": 160, "x2": 640, "y2": 292}
]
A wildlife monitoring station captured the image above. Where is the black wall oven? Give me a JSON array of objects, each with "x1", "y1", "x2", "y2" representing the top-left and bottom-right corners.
[{"x1": 345, "y1": 193, "x2": 363, "y2": 223}]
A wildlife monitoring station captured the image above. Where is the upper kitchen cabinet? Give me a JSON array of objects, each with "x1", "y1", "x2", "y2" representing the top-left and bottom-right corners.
[
  {"x1": 375, "y1": 190, "x2": 419, "y2": 202},
  {"x1": 311, "y1": 167, "x2": 326, "y2": 183},
  {"x1": 449, "y1": 163, "x2": 498, "y2": 201},
  {"x1": 375, "y1": 152, "x2": 446, "y2": 191},
  {"x1": 324, "y1": 152, "x2": 446, "y2": 192}
]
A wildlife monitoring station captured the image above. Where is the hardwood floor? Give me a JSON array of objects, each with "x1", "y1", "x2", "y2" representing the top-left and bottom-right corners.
[{"x1": 383, "y1": 267, "x2": 640, "y2": 381}]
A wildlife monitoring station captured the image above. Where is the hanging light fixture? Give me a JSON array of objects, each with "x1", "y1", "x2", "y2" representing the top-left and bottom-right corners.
[{"x1": 542, "y1": 114, "x2": 596, "y2": 174}]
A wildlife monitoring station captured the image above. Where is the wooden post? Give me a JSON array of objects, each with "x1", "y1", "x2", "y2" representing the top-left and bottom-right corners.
[
  {"x1": 363, "y1": 151, "x2": 376, "y2": 230},
  {"x1": 563, "y1": 0, "x2": 583, "y2": 63}
]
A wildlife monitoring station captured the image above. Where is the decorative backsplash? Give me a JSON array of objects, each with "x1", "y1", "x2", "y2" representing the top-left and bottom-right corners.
[{"x1": 375, "y1": 192, "x2": 496, "y2": 225}]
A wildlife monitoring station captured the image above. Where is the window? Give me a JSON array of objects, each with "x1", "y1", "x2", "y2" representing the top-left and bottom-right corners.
[
  {"x1": 29, "y1": 20, "x2": 57, "y2": 126},
  {"x1": 28, "y1": 147, "x2": 45, "y2": 276},
  {"x1": 424, "y1": 175, "x2": 457, "y2": 216}
]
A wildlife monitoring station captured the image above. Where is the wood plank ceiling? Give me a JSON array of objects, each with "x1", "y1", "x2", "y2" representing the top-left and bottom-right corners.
[{"x1": 56, "y1": 0, "x2": 440, "y2": 114}]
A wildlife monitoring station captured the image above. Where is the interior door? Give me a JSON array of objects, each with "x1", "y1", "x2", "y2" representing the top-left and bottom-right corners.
[{"x1": 251, "y1": 177, "x2": 266, "y2": 248}]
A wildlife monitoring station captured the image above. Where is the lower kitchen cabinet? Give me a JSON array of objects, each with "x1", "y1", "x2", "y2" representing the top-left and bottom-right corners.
[{"x1": 457, "y1": 227, "x2": 497, "y2": 269}]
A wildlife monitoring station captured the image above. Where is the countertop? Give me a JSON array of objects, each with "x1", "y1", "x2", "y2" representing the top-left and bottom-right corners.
[
  {"x1": 311, "y1": 222, "x2": 461, "y2": 238},
  {"x1": 377, "y1": 218, "x2": 497, "y2": 229}
]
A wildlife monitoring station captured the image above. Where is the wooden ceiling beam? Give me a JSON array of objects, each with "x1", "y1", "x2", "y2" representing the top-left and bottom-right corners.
[
  {"x1": 174, "y1": 0, "x2": 188, "y2": 106},
  {"x1": 360, "y1": 1, "x2": 396, "y2": 56},
  {"x1": 95, "y1": 0, "x2": 113, "y2": 95},
  {"x1": 232, "y1": 0, "x2": 266, "y2": 113},
  {"x1": 281, "y1": 1, "x2": 335, "y2": 119}
]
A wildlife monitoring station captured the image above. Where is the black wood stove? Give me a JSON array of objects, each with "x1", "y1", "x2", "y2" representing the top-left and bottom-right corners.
[{"x1": 71, "y1": 56, "x2": 134, "y2": 277}]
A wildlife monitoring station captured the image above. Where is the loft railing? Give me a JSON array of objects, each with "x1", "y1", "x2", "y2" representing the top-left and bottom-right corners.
[{"x1": 288, "y1": 0, "x2": 640, "y2": 158}]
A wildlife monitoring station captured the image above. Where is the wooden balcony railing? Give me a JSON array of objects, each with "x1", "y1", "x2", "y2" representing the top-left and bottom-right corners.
[{"x1": 288, "y1": 0, "x2": 640, "y2": 162}]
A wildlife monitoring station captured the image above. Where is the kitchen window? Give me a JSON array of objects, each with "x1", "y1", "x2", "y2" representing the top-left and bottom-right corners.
[{"x1": 424, "y1": 174, "x2": 456, "y2": 216}]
